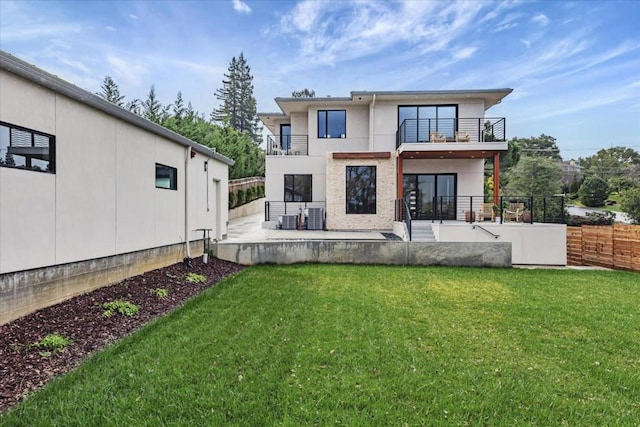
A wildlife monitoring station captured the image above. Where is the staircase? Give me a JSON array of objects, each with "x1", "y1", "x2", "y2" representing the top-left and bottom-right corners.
[{"x1": 411, "y1": 221, "x2": 437, "y2": 242}]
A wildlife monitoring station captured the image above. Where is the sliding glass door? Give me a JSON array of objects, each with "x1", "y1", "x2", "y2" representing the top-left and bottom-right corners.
[
  {"x1": 403, "y1": 174, "x2": 456, "y2": 220},
  {"x1": 398, "y1": 105, "x2": 457, "y2": 142}
]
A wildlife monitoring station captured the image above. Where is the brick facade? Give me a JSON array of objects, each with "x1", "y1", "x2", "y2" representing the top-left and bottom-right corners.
[{"x1": 325, "y1": 153, "x2": 396, "y2": 230}]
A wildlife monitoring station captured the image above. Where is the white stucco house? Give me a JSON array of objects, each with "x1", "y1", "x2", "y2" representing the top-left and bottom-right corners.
[
  {"x1": 258, "y1": 89, "x2": 566, "y2": 265},
  {"x1": 0, "y1": 51, "x2": 234, "y2": 324}
]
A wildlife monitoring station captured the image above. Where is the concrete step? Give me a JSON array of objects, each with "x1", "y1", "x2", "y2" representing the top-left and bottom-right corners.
[{"x1": 410, "y1": 222, "x2": 437, "y2": 242}]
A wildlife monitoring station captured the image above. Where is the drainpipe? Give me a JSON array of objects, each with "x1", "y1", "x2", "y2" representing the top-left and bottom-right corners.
[
  {"x1": 185, "y1": 146, "x2": 192, "y2": 262},
  {"x1": 369, "y1": 94, "x2": 376, "y2": 151}
]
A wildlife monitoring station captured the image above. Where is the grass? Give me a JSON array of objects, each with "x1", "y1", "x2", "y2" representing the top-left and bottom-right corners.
[
  {"x1": 2, "y1": 265, "x2": 640, "y2": 425},
  {"x1": 570, "y1": 192, "x2": 623, "y2": 212}
]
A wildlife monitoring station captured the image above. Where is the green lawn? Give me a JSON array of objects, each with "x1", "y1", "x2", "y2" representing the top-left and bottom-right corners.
[{"x1": 2, "y1": 265, "x2": 640, "y2": 426}]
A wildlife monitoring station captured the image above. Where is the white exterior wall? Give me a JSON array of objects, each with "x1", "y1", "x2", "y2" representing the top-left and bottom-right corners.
[
  {"x1": 307, "y1": 106, "x2": 369, "y2": 156},
  {"x1": 0, "y1": 70, "x2": 229, "y2": 274},
  {"x1": 265, "y1": 156, "x2": 326, "y2": 202},
  {"x1": 432, "y1": 223, "x2": 567, "y2": 265}
]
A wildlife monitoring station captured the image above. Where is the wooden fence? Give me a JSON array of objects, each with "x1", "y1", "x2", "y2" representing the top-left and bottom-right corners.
[{"x1": 567, "y1": 224, "x2": 640, "y2": 271}]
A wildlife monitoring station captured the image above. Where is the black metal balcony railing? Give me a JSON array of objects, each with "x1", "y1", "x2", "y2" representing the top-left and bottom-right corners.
[
  {"x1": 266, "y1": 135, "x2": 309, "y2": 156},
  {"x1": 395, "y1": 195, "x2": 565, "y2": 231},
  {"x1": 396, "y1": 117, "x2": 506, "y2": 148}
]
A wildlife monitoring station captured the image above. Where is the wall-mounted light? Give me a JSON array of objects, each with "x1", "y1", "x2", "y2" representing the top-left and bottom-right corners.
[{"x1": 204, "y1": 161, "x2": 208, "y2": 172}]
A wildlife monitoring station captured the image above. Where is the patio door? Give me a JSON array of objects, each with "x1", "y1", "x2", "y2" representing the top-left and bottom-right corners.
[
  {"x1": 280, "y1": 124, "x2": 291, "y2": 152},
  {"x1": 403, "y1": 173, "x2": 457, "y2": 220}
]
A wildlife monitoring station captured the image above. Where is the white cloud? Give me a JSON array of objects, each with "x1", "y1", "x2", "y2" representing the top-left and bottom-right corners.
[
  {"x1": 232, "y1": 0, "x2": 251, "y2": 14},
  {"x1": 105, "y1": 25, "x2": 117, "y2": 32},
  {"x1": 106, "y1": 55, "x2": 148, "y2": 87},
  {"x1": 532, "y1": 13, "x2": 550, "y2": 26},
  {"x1": 280, "y1": 0, "x2": 324, "y2": 33},
  {"x1": 453, "y1": 46, "x2": 477, "y2": 60},
  {"x1": 129, "y1": 14, "x2": 138, "y2": 19},
  {"x1": 521, "y1": 39, "x2": 531, "y2": 49}
]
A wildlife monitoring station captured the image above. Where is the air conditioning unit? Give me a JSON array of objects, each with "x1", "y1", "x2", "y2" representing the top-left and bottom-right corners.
[
  {"x1": 280, "y1": 215, "x2": 298, "y2": 230},
  {"x1": 307, "y1": 208, "x2": 324, "y2": 230}
]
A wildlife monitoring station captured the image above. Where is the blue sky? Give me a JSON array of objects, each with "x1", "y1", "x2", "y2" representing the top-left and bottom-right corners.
[{"x1": 1, "y1": 0, "x2": 638, "y2": 159}]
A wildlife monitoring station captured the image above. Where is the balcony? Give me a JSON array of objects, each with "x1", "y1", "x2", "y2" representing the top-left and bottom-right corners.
[
  {"x1": 396, "y1": 117, "x2": 506, "y2": 148},
  {"x1": 266, "y1": 134, "x2": 309, "y2": 156}
]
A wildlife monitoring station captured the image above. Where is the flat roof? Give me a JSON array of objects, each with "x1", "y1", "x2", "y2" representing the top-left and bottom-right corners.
[{"x1": 0, "y1": 50, "x2": 234, "y2": 166}]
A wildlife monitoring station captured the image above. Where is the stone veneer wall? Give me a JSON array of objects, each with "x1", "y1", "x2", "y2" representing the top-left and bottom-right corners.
[{"x1": 325, "y1": 153, "x2": 396, "y2": 230}]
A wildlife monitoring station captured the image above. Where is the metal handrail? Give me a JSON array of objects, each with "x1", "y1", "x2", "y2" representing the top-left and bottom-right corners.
[
  {"x1": 266, "y1": 134, "x2": 309, "y2": 155},
  {"x1": 396, "y1": 117, "x2": 506, "y2": 147},
  {"x1": 472, "y1": 225, "x2": 500, "y2": 239}
]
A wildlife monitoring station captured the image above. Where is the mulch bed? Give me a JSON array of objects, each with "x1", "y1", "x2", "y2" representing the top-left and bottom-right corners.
[{"x1": 0, "y1": 257, "x2": 244, "y2": 413}]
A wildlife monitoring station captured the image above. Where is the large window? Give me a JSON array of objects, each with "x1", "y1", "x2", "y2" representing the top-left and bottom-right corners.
[
  {"x1": 156, "y1": 163, "x2": 177, "y2": 190},
  {"x1": 284, "y1": 174, "x2": 312, "y2": 202},
  {"x1": 318, "y1": 110, "x2": 346, "y2": 139},
  {"x1": 398, "y1": 105, "x2": 457, "y2": 142},
  {"x1": 0, "y1": 121, "x2": 55, "y2": 173},
  {"x1": 346, "y1": 166, "x2": 376, "y2": 214}
]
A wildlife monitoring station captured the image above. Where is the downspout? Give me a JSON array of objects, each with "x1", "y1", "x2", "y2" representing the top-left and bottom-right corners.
[
  {"x1": 369, "y1": 94, "x2": 376, "y2": 151},
  {"x1": 184, "y1": 146, "x2": 192, "y2": 262}
]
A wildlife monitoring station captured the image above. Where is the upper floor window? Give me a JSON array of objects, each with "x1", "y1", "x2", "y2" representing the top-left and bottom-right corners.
[
  {"x1": 398, "y1": 105, "x2": 457, "y2": 142},
  {"x1": 346, "y1": 166, "x2": 376, "y2": 214},
  {"x1": 318, "y1": 110, "x2": 346, "y2": 139},
  {"x1": 285, "y1": 174, "x2": 312, "y2": 202},
  {"x1": 156, "y1": 163, "x2": 177, "y2": 190},
  {"x1": 0, "y1": 121, "x2": 56, "y2": 173}
]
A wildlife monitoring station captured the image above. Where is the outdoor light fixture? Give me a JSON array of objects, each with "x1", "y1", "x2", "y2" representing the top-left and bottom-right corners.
[{"x1": 204, "y1": 161, "x2": 208, "y2": 172}]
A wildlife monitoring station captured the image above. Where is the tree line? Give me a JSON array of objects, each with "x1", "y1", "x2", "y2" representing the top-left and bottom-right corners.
[
  {"x1": 94, "y1": 53, "x2": 264, "y2": 179},
  {"x1": 487, "y1": 134, "x2": 640, "y2": 223}
]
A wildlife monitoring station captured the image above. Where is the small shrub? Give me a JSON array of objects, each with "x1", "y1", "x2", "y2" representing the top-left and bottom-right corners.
[
  {"x1": 236, "y1": 189, "x2": 246, "y2": 206},
  {"x1": 102, "y1": 300, "x2": 140, "y2": 317},
  {"x1": 245, "y1": 186, "x2": 255, "y2": 202},
  {"x1": 229, "y1": 191, "x2": 237, "y2": 209},
  {"x1": 566, "y1": 211, "x2": 616, "y2": 226},
  {"x1": 578, "y1": 177, "x2": 610, "y2": 207},
  {"x1": 152, "y1": 288, "x2": 169, "y2": 298},
  {"x1": 186, "y1": 273, "x2": 207, "y2": 283},
  {"x1": 32, "y1": 333, "x2": 71, "y2": 355},
  {"x1": 621, "y1": 187, "x2": 640, "y2": 224},
  {"x1": 257, "y1": 184, "x2": 265, "y2": 198}
]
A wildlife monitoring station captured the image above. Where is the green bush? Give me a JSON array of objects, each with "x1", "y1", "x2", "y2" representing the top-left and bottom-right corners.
[
  {"x1": 229, "y1": 191, "x2": 237, "y2": 209},
  {"x1": 32, "y1": 334, "x2": 72, "y2": 354},
  {"x1": 257, "y1": 184, "x2": 265, "y2": 198},
  {"x1": 236, "y1": 189, "x2": 246, "y2": 206},
  {"x1": 578, "y1": 177, "x2": 610, "y2": 207},
  {"x1": 246, "y1": 186, "x2": 255, "y2": 202},
  {"x1": 621, "y1": 187, "x2": 640, "y2": 224},
  {"x1": 566, "y1": 211, "x2": 616, "y2": 226},
  {"x1": 186, "y1": 273, "x2": 207, "y2": 283}
]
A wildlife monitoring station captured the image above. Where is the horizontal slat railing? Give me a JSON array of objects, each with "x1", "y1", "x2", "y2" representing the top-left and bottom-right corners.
[
  {"x1": 264, "y1": 201, "x2": 326, "y2": 222},
  {"x1": 267, "y1": 135, "x2": 309, "y2": 156}
]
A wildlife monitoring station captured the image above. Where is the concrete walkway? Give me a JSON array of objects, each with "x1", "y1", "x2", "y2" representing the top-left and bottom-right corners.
[{"x1": 226, "y1": 212, "x2": 388, "y2": 242}]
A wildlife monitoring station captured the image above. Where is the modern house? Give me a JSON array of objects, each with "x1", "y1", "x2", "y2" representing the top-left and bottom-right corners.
[
  {"x1": 0, "y1": 51, "x2": 234, "y2": 324},
  {"x1": 258, "y1": 89, "x2": 566, "y2": 265}
]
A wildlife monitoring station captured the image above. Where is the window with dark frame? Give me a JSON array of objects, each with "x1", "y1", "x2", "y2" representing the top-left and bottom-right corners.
[
  {"x1": 0, "y1": 121, "x2": 56, "y2": 173},
  {"x1": 346, "y1": 166, "x2": 376, "y2": 214},
  {"x1": 284, "y1": 174, "x2": 312, "y2": 202},
  {"x1": 155, "y1": 163, "x2": 177, "y2": 190},
  {"x1": 318, "y1": 110, "x2": 346, "y2": 139},
  {"x1": 398, "y1": 105, "x2": 458, "y2": 142}
]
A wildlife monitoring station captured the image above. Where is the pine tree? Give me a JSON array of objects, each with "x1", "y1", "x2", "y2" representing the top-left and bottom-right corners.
[
  {"x1": 212, "y1": 53, "x2": 262, "y2": 144},
  {"x1": 172, "y1": 91, "x2": 186, "y2": 120},
  {"x1": 142, "y1": 85, "x2": 165, "y2": 123},
  {"x1": 292, "y1": 88, "x2": 315, "y2": 98},
  {"x1": 96, "y1": 76, "x2": 125, "y2": 106}
]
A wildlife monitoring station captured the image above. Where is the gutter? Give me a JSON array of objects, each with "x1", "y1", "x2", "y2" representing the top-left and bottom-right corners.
[{"x1": 185, "y1": 147, "x2": 192, "y2": 261}]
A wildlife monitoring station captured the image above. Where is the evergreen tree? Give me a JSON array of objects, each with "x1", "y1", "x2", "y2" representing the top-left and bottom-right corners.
[
  {"x1": 172, "y1": 91, "x2": 186, "y2": 120},
  {"x1": 513, "y1": 134, "x2": 562, "y2": 160},
  {"x1": 212, "y1": 53, "x2": 262, "y2": 144},
  {"x1": 292, "y1": 88, "x2": 315, "y2": 98},
  {"x1": 96, "y1": 76, "x2": 125, "y2": 106},
  {"x1": 142, "y1": 85, "x2": 164, "y2": 123}
]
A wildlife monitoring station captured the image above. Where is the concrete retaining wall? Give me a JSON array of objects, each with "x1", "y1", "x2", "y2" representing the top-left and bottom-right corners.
[
  {"x1": 214, "y1": 241, "x2": 511, "y2": 267},
  {"x1": 229, "y1": 198, "x2": 265, "y2": 220},
  {"x1": 0, "y1": 240, "x2": 205, "y2": 325}
]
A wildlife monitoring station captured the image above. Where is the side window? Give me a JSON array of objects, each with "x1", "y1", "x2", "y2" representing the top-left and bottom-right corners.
[
  {"x1": 318, "y1": 110, "x2": 346, "y2": 138},
  {"x1": 284, "y1": 174, "x2": 312, "y2": 202},
  {"x1": 0, "y1": 121, "x2": 56, "y2": 173},
  {"x1": 155, "y1": 163, "x2": 178, "y2": 190},
  {"x1": 346, "y1": 166, "x2": 376, "y2": 214}
]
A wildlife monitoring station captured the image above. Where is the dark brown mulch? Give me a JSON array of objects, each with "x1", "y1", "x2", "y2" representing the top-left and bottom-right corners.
[{"x1": 0, "y1": 257, "x2": 244, "y2": 413}]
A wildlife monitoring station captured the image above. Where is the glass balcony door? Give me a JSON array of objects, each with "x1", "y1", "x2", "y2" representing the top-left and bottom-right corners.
[
  {"x1": 398, "y1": 105, "x2": 457, "y2": 143},
  {"x1": 280, "y1": 124, "x2": 291, "y2": 151},
  {"x1": 403, "y1": 173, "x2": 457, "y2": 220}
]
